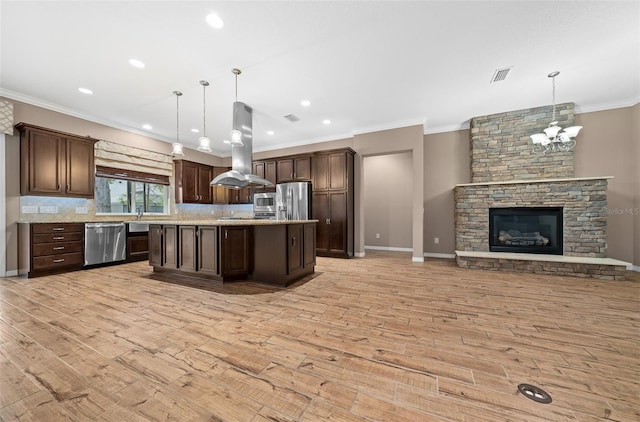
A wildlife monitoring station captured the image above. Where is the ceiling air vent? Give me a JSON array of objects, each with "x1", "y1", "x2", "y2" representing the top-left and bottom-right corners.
[
  {"x1": 284, "y1": 114, "x2": 300, "y2": 122},
  {"x1": 490, "y1": 67, "x2": 512, "y2": 83}
]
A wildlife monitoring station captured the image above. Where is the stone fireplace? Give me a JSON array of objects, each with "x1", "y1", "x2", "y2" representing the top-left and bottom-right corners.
[{"x1": 454, "y1": 103, "x2": 628, "y2": 279}]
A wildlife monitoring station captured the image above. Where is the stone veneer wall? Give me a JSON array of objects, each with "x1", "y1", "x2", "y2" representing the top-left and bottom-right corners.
[
  {"x1": 470, "y1": 103, "x2": 575, "y2": 183},
  {"x1": 454, "y1": 178, "x2": 608, "y2": 257}
]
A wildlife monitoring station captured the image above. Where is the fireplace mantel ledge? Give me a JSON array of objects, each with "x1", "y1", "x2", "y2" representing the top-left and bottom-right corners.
[{"x1": 455, "y1": 176, "x2": 613, "y2": 188}]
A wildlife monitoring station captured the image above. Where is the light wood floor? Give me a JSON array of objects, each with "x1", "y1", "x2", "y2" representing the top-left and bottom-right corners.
[{"x1": 1, "y1": 251, "x2": 638, "y2": 421}]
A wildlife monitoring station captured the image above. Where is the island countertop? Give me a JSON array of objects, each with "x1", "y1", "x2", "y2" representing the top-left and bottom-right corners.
[{"x1": 145, "y1": 219, "x2": 318, "y2": 226}]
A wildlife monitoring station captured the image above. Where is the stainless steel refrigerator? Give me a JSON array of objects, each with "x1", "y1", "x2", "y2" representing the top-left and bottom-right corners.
[{"x1": 276, "y1": 181, "x2": 311, "y2": 220}]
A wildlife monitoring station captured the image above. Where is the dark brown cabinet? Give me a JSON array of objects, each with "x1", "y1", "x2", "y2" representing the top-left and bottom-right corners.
[
  {"x1": 175, "y1": 160, "x2": 213, "y2": 204},
  {"x1": 178, "y1": 225, "x2": 220, "y2": 275},
  {"x1": 16, "y1": 123, "x2": 97, "y2": 198},
  {"x1": 228, "y1": 187, "x2": 253, "y2": 204},
  {"x1": 162, "y1": 225, "x2": 178, "y2": 269},
  {"x1": 220, "y1": 226, "x2": 253, "y2": 279},
  {"x1": 287, "y1": 224, "x2": 304, "y2": 274},
  {"x1": 197, "y1": 226, "x2": 219, "y2": 276},
  {"x1": 252, "y1": 160, "x2": 277, "y2": 193},
  {"x1": 312, "y1": 149, "x2": 354, "y2": 258},
  {"x1": 149, "y1": 225, "x2": 163, "y2": 267},
  {"x1": 19, "y1": 223, "x2": 84, "y2": 278},
  {"x1": 126, "y1": 233, "x2": 149, "y2": 262},
  {"x1": 212, "y1": 167, "x2": 229, "y2": 204},
  {"x1": 276, "y1": 155, "x2": 311, "y2": 183}
]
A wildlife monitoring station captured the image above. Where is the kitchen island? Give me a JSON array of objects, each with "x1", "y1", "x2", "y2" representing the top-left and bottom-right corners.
[{"x1": 148, "y1": 219, "x2": 316, "y2": 286}]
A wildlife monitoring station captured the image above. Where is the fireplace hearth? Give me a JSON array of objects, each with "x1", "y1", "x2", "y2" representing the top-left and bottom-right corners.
[{"x1": 489, "y1": 207, "x2": 563, "y2": 255}]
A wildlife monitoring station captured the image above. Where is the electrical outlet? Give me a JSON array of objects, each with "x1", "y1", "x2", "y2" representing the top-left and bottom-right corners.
[
  {"x1": 434, "y1": 237, "x2": 439, "y2": 244},
  {"x1": 21, "y1": 205, "x2": 38, "y2": 214},
  {"x1": 75, "y1": 207, "x2": 88, "y2": 214},
  {"x1": 375, "y1": 233, "x2": 380, "y2": 239},
  {"x1": 39, "y1": 206, "x2": 58, "y2": 214}
]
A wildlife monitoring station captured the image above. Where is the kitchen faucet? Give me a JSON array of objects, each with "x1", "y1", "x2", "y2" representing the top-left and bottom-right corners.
[{"x1": 136, "y1": 206, "x2": 143, "y2": 220}]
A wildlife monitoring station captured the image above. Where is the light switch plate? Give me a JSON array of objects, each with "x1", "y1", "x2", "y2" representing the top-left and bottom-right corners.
[
  {"x1": 39, "y1": 206, "x2": 58, "y2": 213},
  {"x1": 75, "y1": 207, "x2": 88, "y2": 214},
  {"x1": 21, "y1": 205, "x2": 38, "y2": 214}
]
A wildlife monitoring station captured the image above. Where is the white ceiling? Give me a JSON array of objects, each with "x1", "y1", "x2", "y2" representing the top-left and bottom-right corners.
[{"x1": 1, "y1": 1, "x2": 638, "y2": 156}]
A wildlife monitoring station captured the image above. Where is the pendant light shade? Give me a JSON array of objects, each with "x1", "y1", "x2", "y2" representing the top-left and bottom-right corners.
[
  {"x1": 197, "y1": 80, "x2": 212, "y2": 153},
  {"x1": 172, "y1": 90, "x2": 185, "y2": 156}
]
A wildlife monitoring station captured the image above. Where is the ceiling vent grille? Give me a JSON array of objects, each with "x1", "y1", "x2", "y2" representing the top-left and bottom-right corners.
[
  {"x1": 491, "y1": 67, "x2": 512, "y2": 83},
  {"x1": 284, "y1": 114, "x2": 300, "y2": 122}
]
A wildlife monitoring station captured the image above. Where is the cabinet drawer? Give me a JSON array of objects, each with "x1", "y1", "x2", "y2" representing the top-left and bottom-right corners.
[
  {"x1": 32, "y1": 223, "x2": 84, "y2": 234},
  {"x1": 32, "y1": 242, "x2": 83, "y2": 257},
  {"x1": 32, "y1": 232, "x2": 83, "y2": 244},
  {"x1": 32, "y1": 252, "x2": 83, "y2": 270}
]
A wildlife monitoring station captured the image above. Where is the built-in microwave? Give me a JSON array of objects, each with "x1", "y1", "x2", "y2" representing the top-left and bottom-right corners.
[{"x1": 253, "y1": 192, "x2": 276, "y2": 219}]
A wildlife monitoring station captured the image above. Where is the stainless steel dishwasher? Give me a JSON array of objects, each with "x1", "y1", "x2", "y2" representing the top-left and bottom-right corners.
[{"x1": 84, "y1": 222, "x2": 127, "y2": 266}]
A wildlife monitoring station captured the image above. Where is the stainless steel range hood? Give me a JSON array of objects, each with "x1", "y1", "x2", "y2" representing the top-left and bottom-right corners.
[{"x1": 210, "y1": 102, "x2": 273, "y2": 189}]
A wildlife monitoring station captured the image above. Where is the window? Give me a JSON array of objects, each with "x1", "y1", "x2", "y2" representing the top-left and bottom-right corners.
[{"x1": 95, "y1": 166, "x2": 169, "y2": 215}]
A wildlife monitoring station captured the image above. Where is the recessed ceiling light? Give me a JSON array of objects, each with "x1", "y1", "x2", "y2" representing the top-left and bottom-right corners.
[
  {"x1": 322, "y1": 119, "x2": 331, "y2": 125},
  {"x1": 301, "y1": 100, "x2": 311, "y2": 107},
  {"x1": 78, "y1": 87, "x2": 93, "y2": 95},
  {"x1": 267, "y1": 130, "x2": 275, "y2": 135},
  {"x1": 129, "y1": 59, "x2": 145, "y2": 69},
  {"x1": 142, "y1": 124, "x2": 152, "y2": 130},
  {"x1": 206, "y1": 13, "x2": 224, "y2": 29},
  {"x1": 223, "y1": 139, "x2": 231, "y2": 144},
  {"x1": 191, "y1": 128, "x2": 199, "y2": 133}
]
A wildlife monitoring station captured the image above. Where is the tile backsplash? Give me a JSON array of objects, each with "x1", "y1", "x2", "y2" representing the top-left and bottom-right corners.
[{"x1": 19, "y1": 196, "x2": 253, "y2": 222}]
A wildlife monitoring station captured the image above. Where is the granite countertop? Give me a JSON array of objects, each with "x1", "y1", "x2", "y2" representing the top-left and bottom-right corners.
[{"x1": 144, "y1": 219, "x2": 318, "y2": 226}]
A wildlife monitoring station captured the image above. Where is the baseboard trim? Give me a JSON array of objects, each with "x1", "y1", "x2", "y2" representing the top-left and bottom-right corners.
[
  {"x1": 4, "y1": 270, "x2": 18, "y2": 277},
  {"x1": 424, "y1": 253, "x2": 456, "y2": 259},
  {"x1": 354, "y1": 251, "x2": 366, "y2": 258},
  {"x1": 364, "y1": 246, "x2": 413, "y2": 253},
  {"x1": 412, "y1": 256, "x2": 424, "y2": 263},
  {"x1": 631, "y1": 265, "x2": 640, "y2": 272}
]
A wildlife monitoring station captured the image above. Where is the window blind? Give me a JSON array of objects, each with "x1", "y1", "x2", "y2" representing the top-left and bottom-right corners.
[
  {"x1": 95, "y1": 165, "x2": 170, "y2": 185},
  {"x1": 94, "y1": 140, "x2": 173, "y2": 177}
]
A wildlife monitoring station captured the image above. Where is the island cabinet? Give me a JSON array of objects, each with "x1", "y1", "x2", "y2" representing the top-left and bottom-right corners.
[
  {"x1": 311, "y1": 148, "x2": 355, "y2": 258},
  {"x1": 174, "y1": 160, "x2": 213, "y2": 204},
  {"x1": 176, "y1": 225, "x2": 221, "y2": 275},
  {"x1": 251, "y1": 223, "x2": 315, "y2": 286},
  {"x1": 220, "y1": 226, "x2": 253, "y2": 279},
  {"x1": 16, "y1": 123, "x2": 97, "y2": 198},
  {"x1": 276, "y1": 155, "x2": 311, "y2": 183},
  {"x1": 148, "y1": 222, "x2": 315, "y2": 286}
]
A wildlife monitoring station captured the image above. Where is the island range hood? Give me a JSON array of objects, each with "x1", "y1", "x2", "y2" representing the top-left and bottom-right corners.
[{"x1": 210, "y1": 101, "x2": 273, "y2": 189}]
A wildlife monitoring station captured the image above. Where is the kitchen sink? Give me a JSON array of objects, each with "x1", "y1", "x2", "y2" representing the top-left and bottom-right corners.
[{"x1": 127, "y1": 222, "x2": 149, "y2": 233}]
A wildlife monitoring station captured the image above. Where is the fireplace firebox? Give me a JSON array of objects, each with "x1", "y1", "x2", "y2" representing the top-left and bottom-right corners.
[{"x1": 489, "y1": 207, "x2": 563, "y2": 255}]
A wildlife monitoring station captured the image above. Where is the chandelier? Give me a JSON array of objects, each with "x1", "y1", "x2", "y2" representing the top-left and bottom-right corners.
[{"x1": 530, "y1": 71, "x2": 582, "y2": 154}]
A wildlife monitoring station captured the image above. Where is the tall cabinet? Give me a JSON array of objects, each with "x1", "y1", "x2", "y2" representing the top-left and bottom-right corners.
[{"x1": 312, "y1": 148, "x2": 355, "y2": 258}]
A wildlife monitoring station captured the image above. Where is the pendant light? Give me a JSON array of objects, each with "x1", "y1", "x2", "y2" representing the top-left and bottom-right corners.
[
  {"x1": 229, "y1": 68, "x2": 244, "y2": 146},
  {"x1": 197, "y1": 80, "x2": 212, "y2": 152},
  {"x1": 171, "y1": 90, "x2": 185, "y2": 156}
]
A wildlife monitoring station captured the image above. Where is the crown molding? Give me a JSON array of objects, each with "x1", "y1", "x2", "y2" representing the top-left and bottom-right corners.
[
  {"x1": 351, "y1": 117, "x2": 426, "y2": 136},
  {"x1": 574, "y1": 95, "x2": 640, "y2": 115}
]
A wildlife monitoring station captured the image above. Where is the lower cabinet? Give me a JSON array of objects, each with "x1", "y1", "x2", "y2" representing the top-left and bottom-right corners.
[
  {"x1": 220, "y1": 226, "x2": 253, "y2": 279},
  {"x1": 19, "y1": 222, "x2": 84, "y2": 278},
  {"x1": 148, "y1": 223, "x2": 315, "y2": 286},
  {"x1": 252, "y1": 223, "x2": 316, "y2": 286}
]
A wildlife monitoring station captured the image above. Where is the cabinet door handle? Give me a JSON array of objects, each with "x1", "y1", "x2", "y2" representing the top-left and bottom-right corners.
[
  {"x1": 53, "y1": 227, "x2": 65, "y2": 231},
  {"x1": 57, "y1": 184, "x2": 61, "y2": 190},
  {"x1": 53, "y1": 258, "x2": 65, "y2": 263},
  {"x1": 53, "y1": 236, "x2": 64, "y2": 240},
  {"x1": 66, "y1": 184, "x2": 70, "y2": 191},
  {"x1": 291, "y1": 236, "x2": 296, "y2": 246},
  {"x1": 53, "y1": 246, "x2": 65, "y2": 250},
  {"x1": 326, "y1": 219, "x2": 331, "y2": 224}
]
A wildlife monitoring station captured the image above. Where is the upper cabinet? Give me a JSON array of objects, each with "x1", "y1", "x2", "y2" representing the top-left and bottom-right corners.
[
  {"x1": 276, "y1": 155, "x2": 311, "y2": 183},
  {"x1": 212, "y1": 167, "x2": 230, "y2": 204},
  {"x1": 16, "y1": 123, "x2": 97, "y2": 198},
  {"x1": 174, "y1": 160, "x2": 213, "y2": 204},
  {"x1": 312, "y1": 150, "x2": 350, "y2": 191}
]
